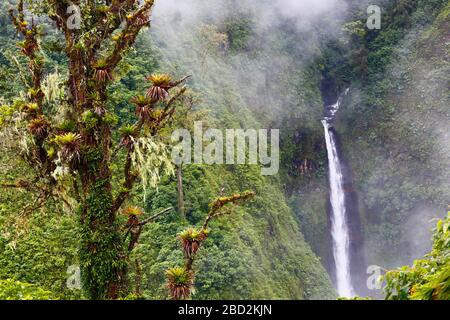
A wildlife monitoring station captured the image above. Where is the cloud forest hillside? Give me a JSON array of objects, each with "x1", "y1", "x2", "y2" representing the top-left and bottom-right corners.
[{"x1": 0, "y1": 0, "x2": 449, "y2": 300}]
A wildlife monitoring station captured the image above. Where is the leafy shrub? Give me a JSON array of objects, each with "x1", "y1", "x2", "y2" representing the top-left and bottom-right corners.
[
  {"x1": 383, "y1": 212, "x2": 450, "y2": 300},
  {"x1": 0, "y1": 279, "x2": 56, "y2": 300}
]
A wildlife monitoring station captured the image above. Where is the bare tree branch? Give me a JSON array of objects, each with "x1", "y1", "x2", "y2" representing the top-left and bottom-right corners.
[{"x1": 139, "y1": 207, "x2": 174, "y2": 226}]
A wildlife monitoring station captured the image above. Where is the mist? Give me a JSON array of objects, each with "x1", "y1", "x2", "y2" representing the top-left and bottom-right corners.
[
  {"x1": 342, "y1": 21, "x2": 450, "y2": 272},
  {"x1": 147, "y1": 0, "x2": 349, "y2": 125}
]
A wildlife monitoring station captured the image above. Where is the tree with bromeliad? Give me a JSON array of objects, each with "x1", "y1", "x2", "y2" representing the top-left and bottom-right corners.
[{"x1": 0, "y1": 0, "x2": 253, "y2": 300}]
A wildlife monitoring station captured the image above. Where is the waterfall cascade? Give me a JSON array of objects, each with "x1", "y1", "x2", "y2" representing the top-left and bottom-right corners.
[{"x1": 322, "y1": 90, "x2": 355, "y2": 297}]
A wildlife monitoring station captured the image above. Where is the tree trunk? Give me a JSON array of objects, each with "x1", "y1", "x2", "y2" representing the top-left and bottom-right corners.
[
  {"x1": 79, "y1": 135, "x2": 128, "y2": 299},
  {"x1": 134, "y1": 258, "x2": 142, "y2": 298},
  {"x1": 79, "y1": 176, "x2": 128, "y2": 299},
  {"x1": 176, "y1": 165, "x2": 185, "y2": 217}
]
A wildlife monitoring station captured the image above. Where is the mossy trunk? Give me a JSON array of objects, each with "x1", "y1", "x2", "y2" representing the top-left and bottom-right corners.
[
  {"x1": 79, "y1": 145, "x2": 128, "y2": 299},
  {"x1": 79, "y1": 178, "x2": 128, "y2": 299}
]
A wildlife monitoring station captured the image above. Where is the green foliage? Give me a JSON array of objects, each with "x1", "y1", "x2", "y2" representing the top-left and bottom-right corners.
[
  {"x1": 58, "y1": 120, "x2": 77, "y2": 132},
  {"x1": 222, "y1": 15, "x2": 253, "y2": 52},
  {"x1": 81, "y1": 110, "x2": 98, "y2": 130},
  {"x1": 166, "y1": 267, "x2": 193, "y2": 300},
  {"x1": 166, "y1": 267, "x2": 191, "y2": 286},
  {"x1": 54, "y1": 132, "x2": 80, "y2": 145},
  {"x1": 119, "y1": 124, "x2": 137, "y2": 136},
  {"x1": 135, "y1": 164, "x2": 336, "y2": 300},
  {"x1": 0, "y1": 149, "x2": 81, "y2": 299},
  {"x1": 383, "y1": 212, "x2": 450, "y2": 300},
  {"x1": 0, "y1": 279, "x2": 56, "y2": 300},
  {"x1": 1, "y1": 0, "x2": 171, "y2": 300},
  {"x1": 179, "y1": 228, "x2": 207, "y2": 242},
  {"x1": 148, "y1": 73, "x2": 172, "y2": 87}
]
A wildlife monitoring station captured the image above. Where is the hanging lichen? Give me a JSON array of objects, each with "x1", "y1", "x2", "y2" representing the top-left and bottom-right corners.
[{"x1": 131, "y1": 136, "x2": 175, "y2": 201}]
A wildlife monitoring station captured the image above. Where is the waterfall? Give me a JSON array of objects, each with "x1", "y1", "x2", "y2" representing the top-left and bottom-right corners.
[{"x1": 322, "y1": 91, "x2": 355, "y2": 297}]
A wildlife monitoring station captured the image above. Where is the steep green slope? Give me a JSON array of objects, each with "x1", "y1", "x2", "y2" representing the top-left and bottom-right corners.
[
  {"x1": 339, "y1": 0, "x2": 450, "y2": 269},
  {"x1": 278, "y1": 0, "x2": 450, "y2": 295},
  {"x1": 130, "y1": 9, "x2": 337, "y2": 300},
  {"x1": 137, "y1": 165, "x2": 334, "y2": 299}
]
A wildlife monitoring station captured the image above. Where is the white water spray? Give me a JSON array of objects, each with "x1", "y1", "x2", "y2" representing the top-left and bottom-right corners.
[{"x1": 322, "y1": 91, "x2": 355, "y2": 297}]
